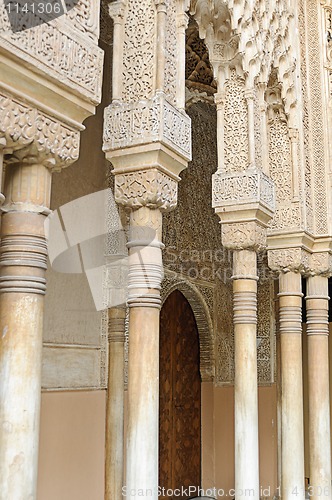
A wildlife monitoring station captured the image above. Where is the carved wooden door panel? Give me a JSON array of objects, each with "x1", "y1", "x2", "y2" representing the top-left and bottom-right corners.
[{"x1": 159, "y1": 290, "x2": 201, "y2": 499}]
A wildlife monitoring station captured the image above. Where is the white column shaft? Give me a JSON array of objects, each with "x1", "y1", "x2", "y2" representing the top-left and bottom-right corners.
[
  {"x1": 125, "y1": 208, "x2": 163, "y2": 500},
  {"x1": 306, "y1": 275, "x2": 331, "y2": 500},
  {"x1": 279, "y1": 271, "x2": 305, "y2": 500},
  {"x1": 233, "y1": 249, "x2": 259, "y2": 500}
]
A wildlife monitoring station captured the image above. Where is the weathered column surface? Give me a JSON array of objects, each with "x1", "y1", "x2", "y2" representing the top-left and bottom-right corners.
[
  {"x1": 233, "y1": 249, "x2": 259, "y2": 500},
  {"x1": 278, "y1": 271, "x2": 305, "y2": 500},
  {"x1": 105, "y1": 306, "x2": 126, "y2": 500},
  {"x1": 306, "y1": 274, "x2": 331, "y2": 500},
  {"x1": 0, "y1": 162, "x2": 51, "y2": 500},
  {"x1": 125, "y1": 207, "x2": 163, "y2": 499}
]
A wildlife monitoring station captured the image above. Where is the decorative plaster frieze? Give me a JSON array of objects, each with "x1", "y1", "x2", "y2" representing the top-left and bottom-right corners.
[
  {"x1": 0, "y1": 93, "x2": 80, "y2": 170},
  {"x1": 103, "y1": 94, "x2": 192, "y2": 161},
  {"x1": 115, "y1": 168, "x2": 177, "y2": 212},
  {"x1": 212, "y1": 169, "x2": 275, "y2": 214},
  {"x1": 0, "y1": 1, "x2": 103, "y2": 103}
]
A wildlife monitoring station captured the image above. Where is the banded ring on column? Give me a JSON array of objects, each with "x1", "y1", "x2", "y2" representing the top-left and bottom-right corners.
[
  {"x1": 0, "y1": 225, "x2": 48, "y2": 294},
  {"x1": 126, "y1": 209, "x2": 164, "y2": 309}
]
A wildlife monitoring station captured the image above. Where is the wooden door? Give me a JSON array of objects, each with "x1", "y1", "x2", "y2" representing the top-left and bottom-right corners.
[{"x1": 159, "y1": 290, "x2": 201, "y2": 499}]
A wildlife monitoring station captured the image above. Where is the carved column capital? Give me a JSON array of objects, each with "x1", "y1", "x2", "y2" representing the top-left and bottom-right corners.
[
  {"x1": 244, "y1": 87, "x2": 255, "y2": 101},
  {"x1": 221, "y1": 221, "x2": 267, "y2": 252},
  {"x1": 289, "y1": 127, "x2": 300, "y2": 142},
  {"x1": 1, "y1": 94, "x2": 80, "y2": 172},
  {"x1": 154, "y1": 0, "x2": 167, "y2": 12},
  {"x1": 308, "y1": 251, "x2": 332, "y2": 277},
  {"x1": 108, "y1": 0, "x2": 127, "y2": 23},
  {"x1": 214, "y1": 91, "x2": 226, "y2": 108},
  {"x1": 213, "y1": 169, "x2": 275, "y2": 251},
  {"x1": 176, "y1": 11, "x2": 189, "y2": 29},
  {"x1": 114, "y1": 169, "x2": 178, "y2": 212},
  {"x1": 268, "y1": 247, "x2": 311, "y2": 274}
]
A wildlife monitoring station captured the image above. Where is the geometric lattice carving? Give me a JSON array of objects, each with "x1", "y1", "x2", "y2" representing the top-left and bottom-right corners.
[
  {"x1": 299, "y1": 0, "x2": 328, "y2": 235},
  {"x1": 257, "y1": 279, "x2": 275, "y2": 384}
]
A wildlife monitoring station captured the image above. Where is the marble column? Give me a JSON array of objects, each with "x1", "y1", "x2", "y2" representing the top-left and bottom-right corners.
[
  {"x1": 125, "y1": 207, "x2": 163, "y2": 500},
  {"x1": 105, "y1": 306, "x2": 126, "y2": 500},
  {"x1": 278, "y1": 271, "x2": 305, "y2": 500},
  {"x1": 0, "y1": 162, "x2": 51, "y2": 499},
  {"x1": 306, "y1": 275, "x2": 331, "y2": 500},
  {"x1": 233, "y1": 249, "x2": 259, "y2": 500}
]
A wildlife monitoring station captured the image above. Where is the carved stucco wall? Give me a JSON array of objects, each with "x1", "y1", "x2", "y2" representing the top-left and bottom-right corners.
[
  {"x1": 299, "y1": 0, "x2": 329, "y2": 236},
  {"x1": 162, "y1": 101, "x2": 276, "y2": 385},
  {"x1": 0, "y1": 0, "x2": 103, "y2": 104}
]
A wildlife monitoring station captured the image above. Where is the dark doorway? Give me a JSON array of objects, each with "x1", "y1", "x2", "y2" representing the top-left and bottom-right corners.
[{"x1": 159, "y1": 290, "x2": 201, "y2": 499}]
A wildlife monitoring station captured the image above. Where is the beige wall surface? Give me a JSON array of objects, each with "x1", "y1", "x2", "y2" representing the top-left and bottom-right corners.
[
  {"x1": 37, "y1": 384, "x2": 278, "y2": 500},
  {"x1": 202, "y1": 382, "x2": 215, "y2": 490},
  {"x1": 213, "y1": 385, "x2": 278, "y2": 499},
  {"x1": 37, "y1": 390, "x2": 106, "y2": 500}
]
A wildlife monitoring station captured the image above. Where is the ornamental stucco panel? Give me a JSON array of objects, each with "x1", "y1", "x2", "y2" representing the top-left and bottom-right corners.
[
  {"x1": 0, "y1": 0, "x2": 103, "y2": 105},
  {"x1": 162, "y1": 101, "x2": 276, "y2": 384}
]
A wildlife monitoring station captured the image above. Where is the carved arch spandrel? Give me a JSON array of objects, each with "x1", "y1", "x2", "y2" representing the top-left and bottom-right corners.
[{"x1": 161, "y1": 276, "x2": 215, "y2": 382}]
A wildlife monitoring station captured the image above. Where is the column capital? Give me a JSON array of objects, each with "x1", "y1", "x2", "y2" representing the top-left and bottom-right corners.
[
  {"x1": 176, "y1": 11, "x2": 189, "y2": 29},
  {"x1": 212, "y1": 169, "x2": 275, "y2": 251},
  {"x1": 154, "y1": 0, "x2": 167, "y2": 11},
  {"x1": 221, "y1": 221, "x2": 267, "y2": 252},
  {"x1": 268, "y1": 247, "x2": 311, "y2": 274},
  {"x1": 1, "y1": 93, "x2": 80, "y2": 172},
  {"x1": 308, "y1": 251, "x2": 332, "y2": 277},
  {"x1": 108, "y1": 0, "x2": 127, "y2": 23},
  {"x1": 214, "y1": 91, "x2": 226, "y2": 108},
  {"x1": 289, "y1": 127, "x2": 300, "y2": 142},
  {"x1": 114, "y1": 168, "x2": 178, "y2": 212}
]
